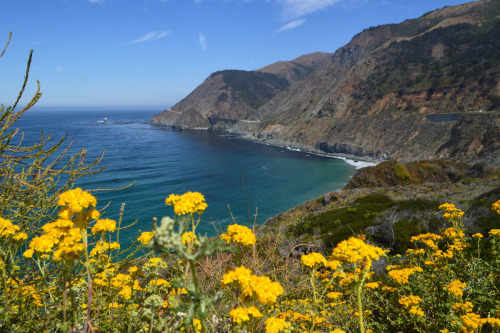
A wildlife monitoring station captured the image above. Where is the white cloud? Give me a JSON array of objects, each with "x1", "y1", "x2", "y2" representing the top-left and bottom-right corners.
[
  {"x1": 56, "y1": 65, "x2": 63, "y2": 72},
  {"x1": 276, "y1": 18, "x2": 306, "y2": 32},
  {"x1": 277, "y1": 0, "x2": 342, "y2": 19},
  {"x1": 129, "y1": 31, "x2": 171, "y2": 44},
  {"x1": 87, "y1": 0, "x2": 106, "y2": 4},
  {"x1": 199, "y1": 33, "x2": 207, "y2": 51}
]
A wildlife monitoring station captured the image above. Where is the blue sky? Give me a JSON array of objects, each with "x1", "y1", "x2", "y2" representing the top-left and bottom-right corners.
[{"x1": 1, "y1": 0, "x2": 472, "y2": 110}]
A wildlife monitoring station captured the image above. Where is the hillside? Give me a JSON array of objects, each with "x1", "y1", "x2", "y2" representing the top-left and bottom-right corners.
[
  {"x1": 152, "y1": 0, "x2": 500, "y2": 166},
  {"x1": 262, "y1": 160, "x2": 500, "y2": 255},
  {"x1": 150, "y1": 52, "x2": 331, "y2": 128}
]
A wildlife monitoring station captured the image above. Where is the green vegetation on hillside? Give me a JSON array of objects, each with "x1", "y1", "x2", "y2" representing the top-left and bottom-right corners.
[
  {"x1": 213, "y1": 70, "x2": 289, "y2": 109},
  {"x1": 355, "y1": 14, "x2": 500, "y2": 110},
  {"x1": 344, "y1": 160, "x2": 487, "y2": 189}
]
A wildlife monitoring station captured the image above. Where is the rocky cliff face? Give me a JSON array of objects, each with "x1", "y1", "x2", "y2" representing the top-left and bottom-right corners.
[
  {"x1": 152, "y1": 0, "x2": 500, "y2": 166},
  {"x1": 151, "y1": 52, "x2": 332, "y2": 127}
]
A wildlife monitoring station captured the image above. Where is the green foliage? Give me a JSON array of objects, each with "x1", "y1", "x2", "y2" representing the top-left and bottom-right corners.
[
  {"x1": 345, "y1": 160, "x2": 474, "y2": 189},
  {"x1": 356, "y1": 11, "x2": 500, "y2": 111},
  {"x1": 213, "y1": 70, "x2": 289, "y2": 109},
  {"x1": 291, "y1": 194, "x2": 395, "y2": 248}
]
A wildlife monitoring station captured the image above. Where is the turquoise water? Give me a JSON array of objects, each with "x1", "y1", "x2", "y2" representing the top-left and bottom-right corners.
[{"x1": 15, "y1": 109, "x2": 357, "y2": 244}]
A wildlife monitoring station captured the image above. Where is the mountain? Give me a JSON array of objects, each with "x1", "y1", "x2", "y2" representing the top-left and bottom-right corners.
[
  {"x1": 150, "y1": 52, "x2": 331, "y2": 128},
  {"x1": 151, "y1": 0, "x2": 500, "y2": 166}
]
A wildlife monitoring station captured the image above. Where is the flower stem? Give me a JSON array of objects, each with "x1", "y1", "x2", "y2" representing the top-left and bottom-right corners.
[{"x1": 356, "y1": 282, "x2": 365, "y2": 333}]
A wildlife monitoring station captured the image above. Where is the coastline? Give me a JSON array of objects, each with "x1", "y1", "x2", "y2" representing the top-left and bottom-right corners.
[
  {"x1": 148, "y1": 121, "x2": 382, "y2": 169},
  {"x1": 236, "y1": 133, "x2": 381, "y2": 169}
]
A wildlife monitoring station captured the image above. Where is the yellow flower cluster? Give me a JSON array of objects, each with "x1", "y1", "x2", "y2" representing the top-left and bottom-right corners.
[
  {"x1": 148, "y1": 278, "x2": 170, "y2": 288},
  {"x1": 439, "y1": 203, "x2": 465, "y2": 220},
  {"x1": 181, "y1": 231, "x2": 198, "y2": 245},
  {"x1": 58, "y1": 188, "x2": 97, "y2": 214},
  {"x1": 137, "y1": 231, "x2": 155, "y2": 245},
  {"x1": 222, "y1": 265, "x2": 284, "y2": 305},
  {"x1": 6, "y1": 278, "x2": 43, "y2": 307},
  {"x1": 301, "y1": 252, "x2": 327, "y2": 269},
  {"x1": 0, "y1": 217, "x2": 27, "y2": 241},
  {"x1": 91, "y1": 218, "x2": 117, "y2": 235},
  {"x1": 387, "y1": 267, "x2": 423, "y2": 284},
  {"x1": 365, "y1": 281, "x2": 381, "y2": 290},
  {"x1": 330, "y1": 236, "x2": 386, "y2": 270},
  {"x1": 326, "y1": 292, "x2": 343, "y2": 300},
  {"x1": 491, "y1": 199, "x2": 500, "y2": 215},
  {"x1": 145, "y1": 257, "x2": 167, "y2": 270},
  {"x1": 460, "y1": 313, "x2": 500, "y2": 333},
  {"x1": 441, "y1": 227, "x2": 465, "y2": 240},
  {"x1": 24, "y1": 218, "x2": 84, "y2": 261},
  {"x1": 89, "y1": 241, "x2": 120, "y2": 257},
  {"x1": 445, "y1": 280, "x2": 466, "y2": 298},
  {"x1": 165, "y1": 191, "x2": 207, "y2": 215},
  {"x1": 221, "y1": 224, "x2": 256, "y2": 246},
  {"x1": 109, "y1": 273, "x2": 142, "y2": 300},
  {"x1": 489, "y1": 229, "x2": 500, "y2": 238},
  {"x1": 410, "y1": 233, "x2": 443, "y2": 250},
  {"x1": 453, "y1": 302, "x2": 473, "y2": 314},
  {"x1": 229, "y1": 306, "x2": 263, "y2": 324},
  {"x1": 409, "y1": 306, "x2": 425, "y2": 317},
  {"x1": 265, "y1": 317, "x2": 292, "y2": 333},
  {"x1": 399, "y1": 295, "x2": 422, "y2": 307},
  {"x1": 57, "y1": 188, "x2": 100, "y2": 230}
]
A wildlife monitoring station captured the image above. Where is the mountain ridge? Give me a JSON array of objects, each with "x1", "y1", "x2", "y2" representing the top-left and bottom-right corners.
[{"x1": 151, "y1": 0, "x2": 500, "y2": 166}]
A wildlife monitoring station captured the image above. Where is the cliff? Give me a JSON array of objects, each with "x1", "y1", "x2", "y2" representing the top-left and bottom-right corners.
[{"x1": 152, "y1": 0, "x2": 500, "y2": 166}]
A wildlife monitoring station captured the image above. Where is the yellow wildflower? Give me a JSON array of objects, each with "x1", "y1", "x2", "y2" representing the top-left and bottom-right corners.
[
  {"x1": 460, "y1": 313, "x2": 483, "y2": 333},
  {"x1": 23, "y1": 249, "x2": 34, "y2": 258},
  {"x1": 221, "y1": 224, "x2": 256, "y2": 246},
  {"x1": 453, "y1": 302, "x2": 474, "y2": 314},
  {"x1": 12, "y1": 232, "x2": 28, "y2": 242},
  {"x1": 491, "y1": 200, "x2": 500, "y2": 215},
  {"x1": 0, "y1": 217, "x2": 20, "y2": 238},
  {"x1": 181, "y1": 231, "x2": 197, "y2": 245},
  {"x1": 229, "y1": 306, "x2": 263, "y2": 324},
  {"x1": 301, "y1": 252, "x2": 327, "y2": 268},
  {"x1": 365, "y1": 281, "x2": 381, "y2": 289},
  {"x1": 145, "y1": 257, "x2": 167, "y2": 269},
  {"x1": 58, "y1": 188, "x2": 97, "y2": 214},
  {"x1": 330, "y1": 236, "x2": 386, "y2": 270},
  {"x1": 441, "y1": 227, "x2": 465, "y2": 239},
  {"x1": 149, "y1": 279, "x2": 170, "y2": 288},
  {"x1": 90, "y1": 242, "x2": 120, "y2": 257},
  {"x1": 265, "y1": 317, "x2": 291, "y2": 333},
  {"x1": 439, "y1": 203, "x2": 465, "y2": 220},
  {"x1": 165, "y1": 191, "x2": 207, "y2": 215},
  {"x1": 410, "y1": 233, "x2": 442, "y2": 250},
  {"x1": 91, "y1": 218, "x2": 117, "y2": 235},
  {"x1": 445, "y1": 280, "x2": 466, "y2": 298},
  {"x1": 399, "y1": 295, "x2": 422, "y2": 307},
  {"x1": 488, "y1": 229, "x2": 500, "y2": 238},
  {"x1": 409, "y1": 306, "x2": 425, "y2": 317},
  {"x1": 326, "y1": 292, "x2": 343, "y2": 300},
  {"x1": 137, "y1": 231, "x2": 155, "y2": 245},
  {"x1": 222, "y1": 266, "x2": 283, "y2": 304},
  {"x1": 387, "y1": 267, "x2": 423, "y2": 284}
]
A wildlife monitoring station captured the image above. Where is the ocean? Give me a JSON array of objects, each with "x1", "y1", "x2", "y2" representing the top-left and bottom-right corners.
[{"x1": 14, "y1": 109, "x2": 363, "y2": 245}]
